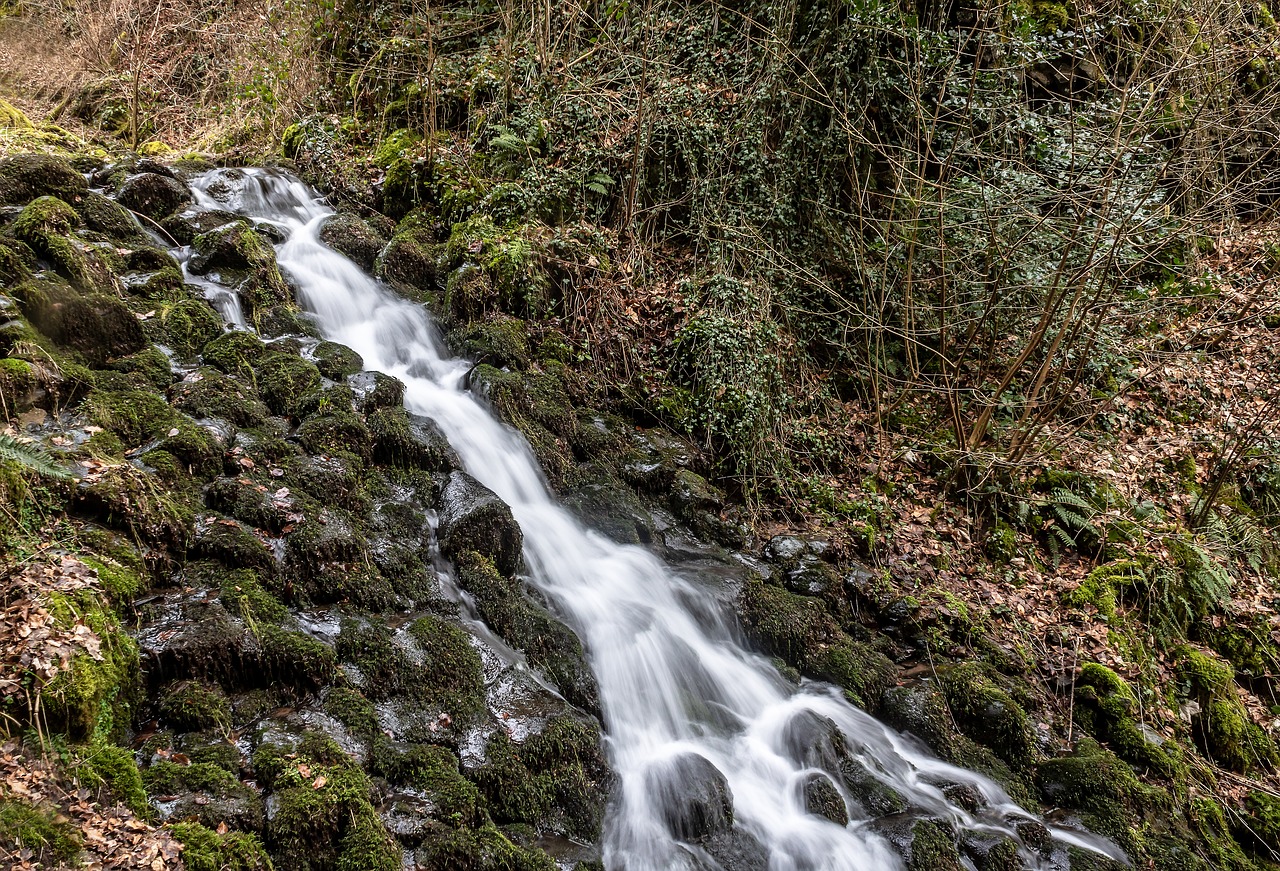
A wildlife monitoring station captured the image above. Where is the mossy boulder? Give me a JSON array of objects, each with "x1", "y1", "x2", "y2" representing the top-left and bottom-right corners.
[
  {"x1": 869, "y1": 817, "x2": 963, "y2": 871},
  {"x1": 256, "y1": 353, "x2": 322, "y2": 417},
  {"x1": 0, "y1": 98, "x2": 32, "y2": 128},
  {"x1": 0, "y1": 153, "x2": 88, "y2": 206},
  {"x1": 143, "y1": 760, "x2": 264, "y2": 832},
  {"x1": 1073, "y1": 664, "x2": 1175, "y2": 776},
  {"x1": 258, "y1": 739, "x2": 399, "y2": 871},
  {"x1": 367, "y1": 407, "x2": 458, "y2": 470},
  {"x1": 437, "y1": 471, "x2": 524, "y2": 577},
  {"x1": 347, "y1": 370, "x2": 404, "y2": 413},
  {"x1": 169, "y1": 368, "x2": 270, "y2": 427},
  {"x1": 376, "y1": 226, "x2": 441, "y2": 294},
  {"x1": 155, "y1": 299, "x2": 224, "y2": 358},
  {"x1": 738, "y1": 579, "x2": 896, "y2": 711},
  {"x1": 1176, "y1": 648, "x2": 1276, "y2": 772},
  {"x1": 938, "y1": 664, "x2": 1037, "y2": 770},
  {"x1": 76, "y1": 191, "x2": 147, "y2": 243},
  {"x1": 0, "y1": 798, "x2": 82, "y2": 865},
  {"x1": 189, "y1": 221, "x2": 291, "y2": 315},
  {"x1": 297, "y1": 412, "x2": 373, "y2": 461},
  {"x1": 473, "y1": 716, "x2": 611, "y2": 840},
  {"x1": 156, "y1": 680, "x2": 232, "y2": 732},
  {"x1": 311, "y1": 340, "x2": 363, "y2": 379},
  {"x1": 453, "y1": 550, "x2": 599, "y2": 715},
  {"x1": 202, "y1": 330, "x2": 268, "y2": 378},
  {"x1": 318, "y1": 213, "x2": 385, "y2": 272},
  {"x1": 73, "y1": 463, "x2": 195, "y2": 549},
  {"x1": 447, "y1": 315, "x2": 530, "y2": 369},
  {"x1": 14, "y1": 276, "x2": 146, "y2": 364},
  {"x1": 1035, "y1": 737, "x2": 1154, "y2": 855},
  {"x1": 116, "y1": 172, "x2": 191, "y2": 221}
]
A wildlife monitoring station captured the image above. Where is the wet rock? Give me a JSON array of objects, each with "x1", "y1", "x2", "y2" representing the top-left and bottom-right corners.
[
  {"x1": 447, "y1": 315, "x2": 530, "y2": 370},
  {"x1": 205, "y1": 478, "x2": 297, "y2": 536},
  {"x1": 959, "y1": 831, "x2": 1021, "y2": 871},
  {"x1": 646, "y1": 753, "x2": 733, "y2": 841},
  {"x1": 1014, "y1": 818, "x2": 1052, "y2": 853},
  {"x1": 839, "y1": 759, "x2": 908, "y2": 819},
  {"x1": 151, "y1": 299, "x2": 223, "y2": 359},
  {"x1": 256, "y1": 353, "x2": 322, "y2": 417},
  {"x1": 368, "y1": 407, "x2": 458, "y2": 471},
  {"x1": 285, "y1": 453, "x2": 371, "y2": 514},
  {"x1": 699, "y1": 828, "x2": 769, "y2": 871},
  {"x1": 801, "y1": 772, "x2": 848, "y2": 825},
  {"x1": 192, "y1": 515, "x2": 278, "y2": 575},
  {"x1": 188, "y1": 220, "x2": 290, "y2": 315},
  {"x1": 782, "y1": 556, "x2": 840, "y2": 598},
  {"x1": 871, "y1": 815, "x2": 962, "y2": 871},
  {"x1": 776, "y1": 710, "x2": 848, "y2": 771},
  {"x1": 169, "y1": 368, "x2": 270, "y2": 428},
  {"x1": 562, "y1": 480, "x2": 654, "y2": 545},
  {"x1": 0, "y1": 153, "x2": 88, "y2": 206},
  {"x1": 161, "y1": 207, "x2": 240, "y2": 246},
  {"x1": 376, "y1": 226, "x2": 441, "y2": 293},
  {"x1": 940, "y1": 781, "x2": 983, "y2": 813},
  {"x1": 438, "y1": 471, "x2": 524, "y2": 576},
  {"x1": 348, "y1": 370, "x2": 405, "y2": 413},
  {"x1": 453, "y1": 550, "x2": 600, "y2": 716},
  {"x1": 296, "y1": 412, "x2": 373, "y2": 461},
  {"x1": 117, "y1": 172, "x2": 192, "y2": 221},
  {"x1": 319, "y1": 213, "x2": 385, "y2": 272}
]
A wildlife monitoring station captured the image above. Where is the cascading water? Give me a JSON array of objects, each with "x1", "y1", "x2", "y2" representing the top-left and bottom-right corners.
[{"x1": 185, "y1": 168, "x2": 1125, "y2": 871}]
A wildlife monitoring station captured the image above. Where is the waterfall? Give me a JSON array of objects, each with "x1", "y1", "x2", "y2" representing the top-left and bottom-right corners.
[{"x1": 187, "y1": 167, "x2": 1124, "y2": 871}]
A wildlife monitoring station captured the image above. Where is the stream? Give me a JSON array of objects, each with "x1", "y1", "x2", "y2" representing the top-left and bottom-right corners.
[{"x1": 184, "y1": 167, "x2": 1125, "y2": 871}]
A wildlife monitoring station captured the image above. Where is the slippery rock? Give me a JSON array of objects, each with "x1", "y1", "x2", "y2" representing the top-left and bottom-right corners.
[
  {"x1": 368, "y1": 407, "x2": 458, "y2": 470},
  {"x1": 437, "y1": 471, "x2": 523, "y2": 576},
  {"x1": 0, "y1": 153, "x2": 88, "y2": 206},
  {"x1": 646, "y1": 753, "x2": 734, "y2": 841},
  {"x1": 801, "y1": 772, "x2": 849, "y2": 826},
  {"x1": 117, "y1": 171, "x2": 192, "y2": 220}
]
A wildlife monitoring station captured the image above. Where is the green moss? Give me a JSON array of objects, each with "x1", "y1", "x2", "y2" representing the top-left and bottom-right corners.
[
  {"x1": 169, "y1": 367, "x2": 270, "y2": 427},
  {"x1": 0, "y1": 153, "x2": 89, "y2": 207},
  {"x1": 296, "y1": 412, "x2": 372, "y2": 460},
  {"x1": 76, "y1": 741, "x2": 149, "y2": 816},
  {"x1": 453, "y1": 550, "x2": 597, "y2": 714},
  {"x1": 384, "y1": 744, "x2": 480, "y2": 826},
  {"x1": 311, "y1": 341, "x2": 363, "y2": 379},
  {"x1": 0, "y1": 798, "x2": 81, "y2": 864},
  {"x1": 939, "y1": 664, "x2": 1036, "y2": 769},
  {"x1": 738, "y1": 579, "x2": 896, "y2": 710},
  {"x1": 85, "y1": 389, "x2": 219, "y2": 476},
  {"x1": 907, "y1": 818, "x2": 962, "y2": 871},
  {"x1": 216, "y1": 567, "x2": 287, "y2": 624},
  {"x1": 202, "y1": 330, "x2": 268, "y2": 378},
  {"x1": 107, "y1": 346, "x2": 173, "y2": 391},
  {"x1": 323, "y1": 687, "x2": 379, "y2": 737},
  {"x1": 143, "y1": 760, "x2": 239, "y2": 795},
  {"x1": 415, "y1": 821, "x2": 556, "y2": 871},
  {"x1": 14, "y1": 276, "x2": 146, "y2": 364},
  {"x1": 367, "y1": 406, "x2": 456, "y2": 470},
  {"x1": 1074, "y1": 664, "x2": 1174, "y2": 776},
  {"x1": 258, "y1": 625, "x2": 337, "y2": 690},
  {"x1": 1175, "y1": 648, "x2": 1276, "y2": 772},
  {"x1": 171, "y1": 821, "x2": 273, "y2": 871},
  {"x1": 257, "y1": 353, "x2": 322, "y2": 417},
  {"x1": 448, "y1": 315, "x2": 530, "y2": 369},
  {"x1": 40, "y1": 588, "x2": 140, "y2": 741},
  {"x1": 82, "y1": 554, "x2": 143, "y2": 602},
  {"x1": 0, "y1": 97, "x2": 32, "y2": 128},
  {"x1": 158, "y1": 299, "x2": 224, "y2": 358},
  {"x1": 1035, "y1": 738, "x2": 1155, "y2": 855},
  {"x1": 262, "y1": 747, "x2": 399, "y2": 871},
  {"x1": 158, "y1": 681, "x2": 232, "y2": 732},
  {"x1": 190, "y1": 221, "x2": 290, "y2": 317}
]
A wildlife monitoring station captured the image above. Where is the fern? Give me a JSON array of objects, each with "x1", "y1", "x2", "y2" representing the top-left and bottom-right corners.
[{"x1": 0, "y1": 435, "x2": 73, "y2": 480}]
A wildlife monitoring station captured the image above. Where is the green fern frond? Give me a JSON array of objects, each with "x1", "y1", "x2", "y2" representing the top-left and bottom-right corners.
[{"x1": 0, "y1": 434, "x2": 73, "y2": 480}]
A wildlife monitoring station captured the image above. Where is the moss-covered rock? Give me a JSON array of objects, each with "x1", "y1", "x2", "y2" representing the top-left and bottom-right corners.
[
  {"x1": 76, "y1": 191, "x2": 146, "y2": 243},
  {"x1": 202, "y1": 330, "x2": 269, "y2": 379},
  {"x1": 157, "y1": 680, "x2": 232, "y2": 732},
  {"x1": 318, "y1": 213, "x2": 386, "y2": 272},
  {"x1": 453, "y1": 550, "x2": 598, "y2": 715},
  {"x1": 1035, "y1": 738, "x2": 1159, "y2": 855},
  {"x1": 448, "y1": 315, "x2": 530, "y2": 369},
  {"x1": 938, "y1": 664, "x2": 1036, "y2": 770},
  {"x1": 347, "y1": 370, "x2": 404, "y2": 413},
  {"x1": 1073, "y1": 664, "x2": 1175, "y2": 776},
  {"x1": 437, "y1": 471, "x2": 524, "y2": 577},
  {"x1": 170, "y1": 821, "x2": 273, "y2": 871},
  {"x1": 297, "y1": 412, "x2": 372, "y2": 461},
  {"x1": 259, "y1": 737, "x2": 399, "y2": 871},
  {"x1": 0, "y1": 153, "x2": 88, "y2": 206},
  {"x1": 154, "y1": 299, "x2": 224, "y2": 358},
  {"x1": 73, "y1": 462, "x2": 195, "y2": 549},
  {"x1": 1176, "y1": 647, "x2": 1276, "y2": 772},
  {"x1": 367, "y1": 407, "x2": 458, "y2": 470},
  {"x1": 256, "y1": 353, "x2": 322, "y2": 417},
  {"x1": 116, "y1": 172, "x2": 191, "y2": 221},
  {"x1": 170, "y1": 368, "x2": 270, "y2": 427},
  {"x1": 311, "y1": 340, "x2": 363, "y2": 379},
  {"x1": 14, "y1": 276, "x2": 146, "y2": 364},
  {"x1": 189, "y1": 221, "x2": 291, "y2": 318},
  {"x1": 376, "y1": 225, "x2": 441, "y2": 295},
  {"x1": 76, "y1": 741, "x2": 149, "y2": 816},
  {"x1": 738, "y1": 579, "x2": 896, "y2": 711}
]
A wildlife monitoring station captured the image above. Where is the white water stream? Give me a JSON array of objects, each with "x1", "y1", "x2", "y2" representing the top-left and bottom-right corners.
[{"x1": 187, "y1": 168, "x2": 1124, "y2": 871}]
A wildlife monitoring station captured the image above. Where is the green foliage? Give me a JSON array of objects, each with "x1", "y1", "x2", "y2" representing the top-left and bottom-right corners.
[
  {"x1": 0, "y1": 434, "x2": 72, "y2": 480},
  {"x1": 0, "y1": 798, "x2": 80, "y2": 864},
  {"x1": 171, "y1": 822, "x2": 274, "y2": 871}
]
